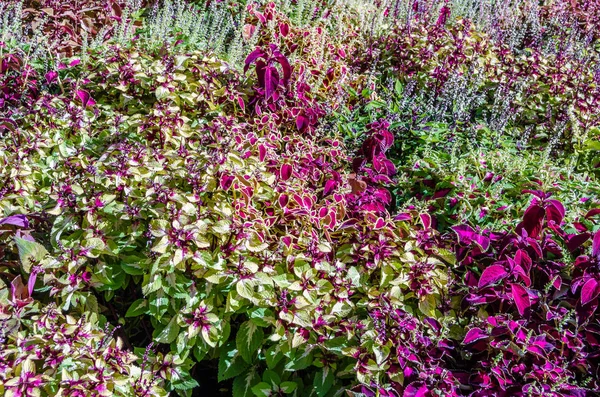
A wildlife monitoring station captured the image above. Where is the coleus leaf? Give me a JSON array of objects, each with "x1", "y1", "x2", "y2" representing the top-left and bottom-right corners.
[
  {"x1": 463, "y1": 327, "x2": 488, "y2": 344},
  {"x1": 0, "y1": 214, "x2": 28, "y2": 228},
  {"x1": 236, "y1": 321, "x2": 264, "y2": 364},
  {"x1": 280, "y1": 164, "x2": 293, "y2": 181},
  {"x1": 452, "y1": 225, "x2": 490, "y2": 251},
  {"x1": 581, "y1": 278, "x2": 600, "y2": 306},
  {"x1": 518, "y1": 204, "x2": 545, "y2": 238},
  {"x1": 546, "y1": 199, "x2": 565, "y2": 225},
  {"x1": 218, "y1": 342, "x2": 250, "y2": 382},
  {"x1": 76, "y1": 89, "x2": 95, "y2": 107},
  {"x1": 592, "y1": 230, "x2": 600, "y2": 260},
  {"x1": 313, "y1": 367, "x2": 334, "y2": 397},
  {"x1": 566, "y1": 232, "x2": 590, "y2": 253},
  {"x1": 478, "y1": 265, "x2": 508, "y2": 288},
  {"x1": 15, "y1": 237, "x2": 48, "y2": 273},
  {"x1": 264, "y1": 66, "x2": 279, "y2": 100},
  {"x1": 510, "y1": 283, "x2": 531, "y2": 316},
  {"x1": 244, "y1": 48, "x2": 264, "y2": 74}
]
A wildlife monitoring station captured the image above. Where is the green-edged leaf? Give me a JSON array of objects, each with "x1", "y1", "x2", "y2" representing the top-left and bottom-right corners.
[
  {"x1": 125, "y1": 299, "x2": 148, "y2": 317},
  {"x1": 251, "y1": 382, "x2": 272, "y2": 397},
  {"x1": 265, "y1": 344, "x2": 284, "y2": 369},
  {"x1": 15, "y1": 237, "x2": 48, "y2": 273},
  {"x1": 218, "y1": 342, "x2": 250, "y2": 382},
  {"x1": 154, "y1": 316, "x2": 180, "y2": 344},
  {"x1": 280, "y1": 382, "x2": 297, "y2": 394},
  {"x1": 236, "y1": 320, "x2": 264, "y2": 363},
  {"x1": 236, "y1": 278, "x2": 257, "y2": 300},
  {"x1": 232, "y1": 369, "x2": 260, "y2": 397},
  {"x1": 313, "y1": 367, "x2": 334, "y2": 397}
]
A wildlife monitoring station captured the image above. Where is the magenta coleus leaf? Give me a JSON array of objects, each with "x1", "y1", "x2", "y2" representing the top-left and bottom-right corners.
[
  {"x1": 264, "y1": 66, "x2": 279, "y2": 100},
  {"x1": 519, "y1": 204, "x2": 545, "y2": 238},
  {"x1": 581, "y1": 278, "x2": 600, "y2": 306},
  {"x1": 280, "y1": 164, "x2": 293, "y2": 180},
  {"x1": 478, "y1": 265, "x2": 508, "y2": 288},
  {"x1": 463, "y1": 327, "x2": 488, "y2": 344},
  {"x1": 592, "y1": 230, "x2": 600, "y2": 259},
  {"x1": 510, "y1": 283, "x2": 531, "y2": 316},
  {"x1": 546, "y1": 199, "x2": 565, "y2": 225},
  {"x1": 76, "y1": 89, "x2": 95, "y2": 107},
  {"x1": 244, "y1": 47, "x2": 264, "y2": 73}
]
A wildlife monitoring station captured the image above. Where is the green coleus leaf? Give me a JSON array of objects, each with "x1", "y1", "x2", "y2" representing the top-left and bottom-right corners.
[
  {"x1": 125, "y1": 299, "x2": 148, "y2": 317},
  {"x1": 154, "y1": 316, "x2": 180, "y2": 344},
  {"x1": 236, "y1": 278, "x2": 258, "y2": 301},
  {"x1": 280, "y1": 381, "x2": 297, "y2": 394},
  {"x1": 265, "y1": 344, "x2": 284, "y2": 369},
  {"x1": 15, "y1": 237, "x2": 48, "y2": 273},
  {"x1": 236, "y1": 320, "x2": 264, "y2": 364},
  {"x1": 312, "y1": 367, "x2": 334, "y2": 396},
  {"x1": 232, "y1": 369, "x2": 260, "y2": 397},
  {"x1": 218, "y1": 342, "x2": 250, "y2": 382},
  {"x1": 251, "y1": 382, "x2": 272, "y2": 397}
]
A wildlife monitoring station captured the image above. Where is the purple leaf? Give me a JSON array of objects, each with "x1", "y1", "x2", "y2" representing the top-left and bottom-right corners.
[
  {"x1": 519, "y1": 204, "x2": 545, "y2": 238},
  {"x1": 244, "y1": 48, "x2": 264, "y2": 73},
  {"x1": 478, "y1": 265, "x2": 508, "y2": 288},
  {"x1": 463, "y1": 327, "x2": 488, "y2": 344},
  {"x1": 581, "y1": 278, "x2": 600, "y2": 306},
  {"x1": 264, "y1": 66, "x2": 279, "y2": 100},
  {"x1": 296, "y1": 115, "x2": 308, "y2": 132},
  {"x1": 0, "y1": 215, "x2": 28, "y2": 228},
  {"x1": 452, "y1": 224, "x2": 476, "y2": 245},
  {"x1": 593, "y1": 230, "x2": 600, "y2": 259},
  {"x1": 566, "y1": 232, "x2": 590, "y2": 253},
  {"x1": 27, "y1": 272, "x2": 37, "y2": 297},
  {"x1": 511, "y1": 283, "x2": 531, "y2": 316},
  {"x1": 275, "y1": 53, "x2": 292, "y2": 85},
  {"x1": 280, "y1": 164, "x2": 292, "y2": 181},
  {"x1": 403, "y1": 382, "x2": 428, "y2": 397},
  {"x1": 546, "y1": 199, "x2": 565, "y2": 225},
  {"x1": 76, "y1": 89, "x2": 95, "y2": 107}
]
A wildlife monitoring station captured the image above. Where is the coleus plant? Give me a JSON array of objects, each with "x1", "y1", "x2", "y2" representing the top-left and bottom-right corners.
[{"x1": 449, "y1": 191, "x2": 600, "y2": 394}]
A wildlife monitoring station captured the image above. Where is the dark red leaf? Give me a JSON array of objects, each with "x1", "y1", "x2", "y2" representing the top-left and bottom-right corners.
[
  {"x1": 546, "y1": 199, "x2": 565, "y2": 225},
  {"x1": 511, "y1": 283, "x2": 531, "y2": 316},
  {"x1": 585, "y1": 208, "x2": 600, "y2": 219},
  {"x1": 520, "y1": 204, "x2": 545, "y2": 238},
  {"x1": 566, "y1": 232, "x2": 591, "y2": 253}
]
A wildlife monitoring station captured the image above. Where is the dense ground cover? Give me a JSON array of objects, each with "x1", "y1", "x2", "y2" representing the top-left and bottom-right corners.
[{"x1": 1, "y1": 0, "x2": 600, "y2": 396}]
